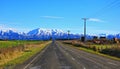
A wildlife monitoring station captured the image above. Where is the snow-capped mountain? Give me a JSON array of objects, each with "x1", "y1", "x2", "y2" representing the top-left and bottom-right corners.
[
  {"x1": 0, "y1": 28, "x2": 71, "y2": 40},
  {"x1": 27, "y1": 28, "x2": 82, "y2": 40},
  {"x1": 28, "y1": 28, "x2": 52, "y2": 36},
  {"x1": 27, "y1": 28, "x2": 65, "y2": 35},
  {"x1": 27, "y1": 28, "x2": 70, "y2": 40},
  {"x1": 0, "y1": 30, "x2": 21, "y2": 40},
  {"x1": 0, "y1": 28, "x2": 119, "y2": 40}
]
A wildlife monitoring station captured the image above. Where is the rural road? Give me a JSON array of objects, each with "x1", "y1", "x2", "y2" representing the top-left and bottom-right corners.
[{"x1": 15, "y1": 41, "x2": 120, "y2": 69}]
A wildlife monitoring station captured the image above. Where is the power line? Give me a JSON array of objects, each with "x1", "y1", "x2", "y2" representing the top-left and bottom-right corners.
[
  {"x1": 104, "y1": 0, "x2": 120, "y2": 10},
  {"x1": 90, "y1": 0, "x2": 120, "y2": 17},
  {"x1": 113, "y1": 1, "x2": 120, "y2": 8}
]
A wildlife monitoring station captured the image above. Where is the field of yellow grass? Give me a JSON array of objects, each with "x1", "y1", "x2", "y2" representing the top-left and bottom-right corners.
[{"x1": 0, "y1": 40, "x2": 51, "y2": 69}]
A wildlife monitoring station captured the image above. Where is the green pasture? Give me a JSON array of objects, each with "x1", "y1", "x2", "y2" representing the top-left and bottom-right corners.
[{"x1": 0, "y1": 40, "x2": 43, "y2": 48}]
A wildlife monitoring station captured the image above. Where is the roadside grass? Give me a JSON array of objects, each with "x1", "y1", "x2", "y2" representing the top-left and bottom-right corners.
[
  {"x1": 77, "y1": 47, "x2": 120, "y2": 61},
  {"x1": 89, "y1": 44, "x2": 119, "y2": 50},
  {"x1": 0, "y1": 41, "x2": 51, "y2": 69},
  {"x1": 62, "y1": 42, "x2": 120, "y2": 61}
]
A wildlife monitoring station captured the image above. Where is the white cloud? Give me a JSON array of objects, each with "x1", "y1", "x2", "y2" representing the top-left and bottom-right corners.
[
  {"x1": 89, "y1": 18, "x2": 104, "y2": 22},
  {"x1": 41, "y1": 16, "x2": 64, "y2": 19}
]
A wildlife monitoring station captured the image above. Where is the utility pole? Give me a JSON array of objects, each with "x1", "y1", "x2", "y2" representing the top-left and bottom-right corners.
[
  {"x1": 67, "y1": 30, "x2": 70, "y2": 40},
  {"x1": 82, "y1": 18, "x2": 89, "y2": 42}
]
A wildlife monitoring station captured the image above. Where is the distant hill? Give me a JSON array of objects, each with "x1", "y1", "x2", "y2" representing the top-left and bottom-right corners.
[
  {"x1": 0, "y1": 28, "x2": 80, "y2": 40},
  {"x1": 0, "y1": 28, "x2": 119, "y2": 40}
]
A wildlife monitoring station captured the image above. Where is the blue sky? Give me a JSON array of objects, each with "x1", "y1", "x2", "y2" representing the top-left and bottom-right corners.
[{"x1": 0, "y1": 0, "x2": 120, "y2": 34}]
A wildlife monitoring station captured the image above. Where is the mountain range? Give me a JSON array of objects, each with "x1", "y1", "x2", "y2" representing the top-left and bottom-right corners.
[
  {"x1": 0, "y1": 28, "x2": 80, "y2": 40},
  {"x1": 0, "y1": 28, "x2": 119, "y2": 40}
]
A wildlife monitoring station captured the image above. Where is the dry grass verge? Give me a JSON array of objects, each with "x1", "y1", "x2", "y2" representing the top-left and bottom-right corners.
[{"x1": 0, "y1": 41, "x2": 51, "y2": 69}]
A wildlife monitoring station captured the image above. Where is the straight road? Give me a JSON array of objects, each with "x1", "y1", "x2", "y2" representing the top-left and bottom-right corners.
[{"x1": 15, "y1": 41, "x2": 120, "y2": 69}]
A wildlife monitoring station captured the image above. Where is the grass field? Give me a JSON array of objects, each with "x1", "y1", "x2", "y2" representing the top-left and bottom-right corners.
[
  {"x1": 0, "y1": 41, "x2": 20, "y2": 48},
  {"x1": 0, "y1": 40, "x2": 44, "y2": 48},
  {"x1": 0, "y1": 40, "x2": 51, "y2": 69}
]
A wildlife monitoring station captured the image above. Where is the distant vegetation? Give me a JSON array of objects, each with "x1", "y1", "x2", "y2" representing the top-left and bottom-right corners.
[
  {"x1": 62, "y1": 39, "x2": 120, "y2": 59},
  {"x1": 0, "y1": 40, "x2": 51, "y2": 69}
]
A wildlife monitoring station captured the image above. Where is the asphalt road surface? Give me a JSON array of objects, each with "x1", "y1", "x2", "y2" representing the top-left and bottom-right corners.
[{"x1": 15, "y1": 41, "x2": 120, "y2": 69}]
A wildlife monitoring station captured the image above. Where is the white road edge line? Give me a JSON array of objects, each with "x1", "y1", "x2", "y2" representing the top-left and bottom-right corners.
[
  {"x1": 83, "y1": 67, "x2": 86, "y2": 69},
  {"x1": 108, "y1": 62, "x2": 117, "y2": 66},
  {"x1": 23, "y1": 46, "x2": 48, "y2": 69},
  {"x1": 71, "y1": 57, "x2": 75, "y2": 60},
  {"x1": 58, "y1": 42, "x2": 88, "y2": 69}
]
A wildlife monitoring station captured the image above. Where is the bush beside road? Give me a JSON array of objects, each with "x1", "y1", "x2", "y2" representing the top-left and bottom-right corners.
[{"x1": 62, "y1": 40, "x2": 120, "y2": 60}]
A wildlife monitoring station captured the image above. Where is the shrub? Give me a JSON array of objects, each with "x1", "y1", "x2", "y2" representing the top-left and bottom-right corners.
[
  {"x1": 100, "y1": 48, "x2": 120, "y2": 58},
  {"x1": 92, "y1": 46, "x2": 97, "y2": 51}
]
